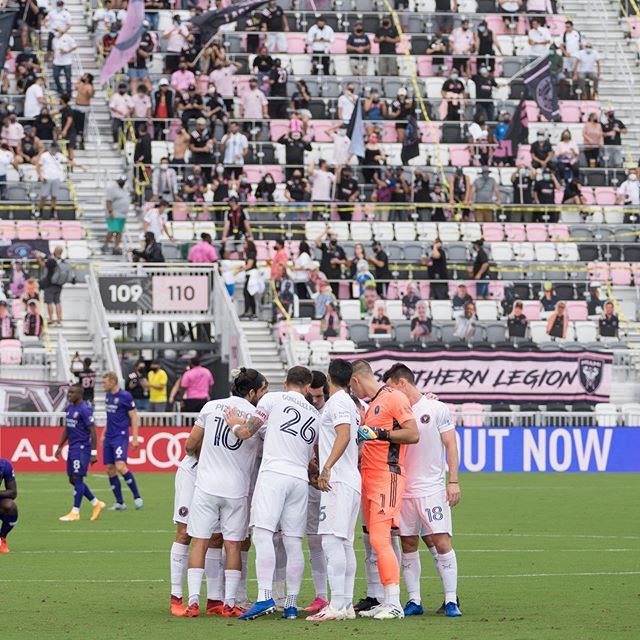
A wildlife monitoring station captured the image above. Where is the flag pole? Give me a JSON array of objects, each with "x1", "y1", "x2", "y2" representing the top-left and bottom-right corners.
[{"x1": 504, "y1": 54, "x2": 547, "y2": 85}]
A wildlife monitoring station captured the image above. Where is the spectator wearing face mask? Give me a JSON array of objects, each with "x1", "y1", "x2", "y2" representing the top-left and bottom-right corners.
[
  {"x1": 363, "y1": 88, "x2": 387, "y2": 136},
  {"x1": 440, "y1": 70, "x2": 466, "y2": 121},
  {"x1": 315, "y1": 228, "x2": 347, "y2": 296},
  {"x1": 108, "y1": 83, "x2": 133, "y2": 143},
  {"x1": 335, "y1": 165, "x2": 360, "y2": 218},
  {"x1": 188, "y1": 233, "x2": 218, "y2": 264},
  {"x1": 429, "y1": 181, "x2": 447, "y2": 221},
  {"x1": 555, "y1": 129, "x2": 580, "y2": 184},
  {"x1": 533, "y1": 168, "x2": 560, "y2": 223},
  {"x1": 337, "y1": 83, "x2": 357, "y2": 125},
  {"x1": 427, "y1": 29, "x2": 450, "y2": 77},
  {"x1": 306, "y1": 15, "x2": 335, "y2": 75},
  {"x1": 346, "y1": 21, "x2": 371, "y2": 76},
  {"x1": 375, "y1": 15, "x2": 400, "y2": 76},
  {"x1": 285, "y1": 169, "x2": 311, "y2": 204},
  {"x1": 220, "y1": 121, "x2": 249, "y2": 179},
  {"x1": 470, "y1": 167, "x2": 500, "y2": 223},
  {"x1": 616, "y1": 168, "x2": 640, "y2": 222},
  {"x1": 528, "y1": 17, "x2": 551, "y2": 58},
  {"x1": 449, "y1": 167, "x2": 471, "y2": 219},
  {"x1": 104, "y1": 174, "x2": 130, "y2": 255},
  {"x1": 602, "y1": 109, "x2": 627, "y2": 167},
  {"x1": 151, "y1": 157, "x2": 180, "y2": 203},
  {"x1": 475, "y1": 19, "x2": 502, "y2": 73},
  {"x1": 511, "y1": 164, "x2": 535, "y2": 208},
  {"x1": 183, "y1": 164, "x2": 207, "y2": 203},
  {"x1": 530, "y1": 131, "x2": 553, "y2": 170},
  {"x1": 126, "y1": 360, "x2": 150, "y2": 411},
  {"x1": 389, "y1": 87, "x2": 415, "y2": 143},
  {"x1": 572, "y1": 42, "x2": 600, "y2": 100},
  {"x1": 472, "y1": 65, "x2": 497, "y2": 122},
  {"x1": 163, "y1": 14, "x2": 190, "y2": 73},
  {"x1": 277, "y1": 129, "x2": 312, "y2": 180},
  {"x1": 308, "y1": 158, "x2": 335, "y2": 206},
  {"x1": 495, "y1": 111, "x2": 510, "y2": 143},
  {"x1": 255, "y1": 173, "x2": 276, "y2": 202},
  {"x1": 582, "y1": 112, "x2": 604, "y2": 168},
  {"x1": 450, "y1": 17, "x2": 474, "y2": 76}
]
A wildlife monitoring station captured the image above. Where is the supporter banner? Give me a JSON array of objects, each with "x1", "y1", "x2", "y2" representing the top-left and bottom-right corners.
[
  {"x1": 337, "y1": 350, "x2": 613, "y2": 402},
  {"x1": 0, "y1": 239, "x2": 49, "y2": 260},
  {"x1": 522, "y1": 56, "x2": 560, "y2": 122},
  {"x1": 0, "y1": 427, "x2": 190, "y2": 472},
  {"x1": 457, "y1": 427, "x2": 640, "y2": 473},
  {"x1": 99, "y1": 0, "x2": 144, "y2": 83},
  {"x1": 0, "y1": 380, "x2": 69, "y2": 412},
  {"x1": 191, "y1": 0, "x2": 268, "y2": 45}
]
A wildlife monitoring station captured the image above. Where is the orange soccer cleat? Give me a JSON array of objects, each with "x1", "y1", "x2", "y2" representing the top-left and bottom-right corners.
[
  {"x1": 206, "y1": 599, "x2": 224, "y2": 615},
  {"x1": 58, "y1": 511, "x2": 80, "y2": 522},
  {"x1": 90, "y1": 501, "x2": 106, "y2": 522},
  {"x1": 183, "y1": 603, "x2": 200, "y2": 618},
  {"x1": 0, "y1": 537, "x2": 9, "y2": 553},
  {"x1": 220, "y1": 604, "x2": 245, "y2": 618},
  {"x1": 170, "y1": 595, "x2": 186, "y2": 617}
]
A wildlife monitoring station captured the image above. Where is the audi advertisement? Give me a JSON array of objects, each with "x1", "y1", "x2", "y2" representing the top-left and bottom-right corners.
[{"x1": 0, "y1": 427, "x2": 190, "y2": 472}]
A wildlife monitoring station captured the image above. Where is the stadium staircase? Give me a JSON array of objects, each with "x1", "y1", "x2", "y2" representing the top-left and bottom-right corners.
[{"x1": 239, "y1": 319, "x2": 287, "y2": 389}]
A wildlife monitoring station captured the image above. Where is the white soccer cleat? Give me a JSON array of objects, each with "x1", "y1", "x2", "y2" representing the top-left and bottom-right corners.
[
  {"x1": 343, "y1": 604, "x2": 356, "y2": 620},
  {"x1": 372, "y1": 604, "x2": 405, "y2": 620},
  {"x1": 306, "y1": 605, "x2": 347, "y2": 622},
  {"x1": 134, "y1": 498, "x2": 144, "y2": 510},
  {"x1": 358, "y1": 604, "x2": 385, "y2": 618},
  {"x1": 107, "y1": 503, "x2": 126, "y2": 511}
]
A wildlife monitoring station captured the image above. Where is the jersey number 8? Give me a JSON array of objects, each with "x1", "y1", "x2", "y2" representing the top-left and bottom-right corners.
[{"x1": 280, "y1": 406, "x2": 316, "y2": 444}]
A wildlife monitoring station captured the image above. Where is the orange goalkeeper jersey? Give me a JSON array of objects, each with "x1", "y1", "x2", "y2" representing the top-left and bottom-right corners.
[{"x1": 361, "y1": 385, "x2": 415, "y2": 476}]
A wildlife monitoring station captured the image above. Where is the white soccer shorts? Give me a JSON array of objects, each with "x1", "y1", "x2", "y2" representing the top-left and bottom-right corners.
[
  {"x1": 250, "y1": 470, "x2": 309, "y2": 538},
  {"x1": 187, "y1": 485, "x2": 249, "y2": 541},
  {"x1": 173, "y1": 465, "x2": 197, "y2": 525},
  {"x1": 399, "y1": 491, "x2": 453, "y2": 537},
  {"x1": 318, "y1": 482, "x2": 361, "y2": 542},
  {"x1": 306, "y1": 485, "x2": 322, "y2": 535}
]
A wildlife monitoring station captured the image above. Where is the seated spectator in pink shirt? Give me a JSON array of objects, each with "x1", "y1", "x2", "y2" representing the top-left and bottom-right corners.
[
  {"x1": 270, "y1": 237, "x2": 289, "y2": 279},
  {"x1": 178, "y1": 357, "x2": 214, "y2": 413},
  {"x1": 171, "y1": 59, "x2": 196, "y2": 93},
  {"x1": 188, "y1": 232, "x2": 218, "y2": 263}
]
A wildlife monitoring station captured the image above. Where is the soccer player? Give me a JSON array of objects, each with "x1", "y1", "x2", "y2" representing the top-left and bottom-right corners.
[
  {"x1": 349, "y1": 359, "x2": 419, "y2": 620},
  {"x1": 303, "y1": 370, "x2": 330, "y2": 613},
  {"x1": 225, "y1": 366, "x2": 320, "y2": 621},
  {"x1": 102, "y1": 372, "x2": 143, "y2": 510},
  {"x1": 55, "y1": 385, "x2": 106, "y2": 522},
  {"x1": 383, "y1": 364, "x2": 462, "y2": 617},
  {"x1": 307, "y1": 359, "x2": 361, "y2": 621},
  {"x1": 0, "y1": 457, "x2": 18, "y2": 553},
  {"x1": 181, "y1": 368, "x2": 269, "y2": 618}
]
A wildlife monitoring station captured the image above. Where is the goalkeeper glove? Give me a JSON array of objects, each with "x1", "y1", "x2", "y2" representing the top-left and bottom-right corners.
[{"x1": 358, "y1": 425, "x2": 390, "y2": 442}]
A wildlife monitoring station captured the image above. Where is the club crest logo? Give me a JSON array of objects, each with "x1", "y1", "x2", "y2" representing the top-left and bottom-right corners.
[
  {"x1": 178, "y1": 506, "x2": 189, "y2": 517},
  {"x1": 579, "y1": 358, "x2": 604, "y2": 393},
  {"x1": 421, "y1": 414, "x2": 430, "y2": 424},
  {"x1": 374, "y1": 406, "x2": 380, "y2": 415}
]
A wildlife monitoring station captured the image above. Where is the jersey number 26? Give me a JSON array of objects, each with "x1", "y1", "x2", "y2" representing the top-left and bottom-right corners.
[{"x1": 280, "y1": 406, "x2": 316, "y2": 444}]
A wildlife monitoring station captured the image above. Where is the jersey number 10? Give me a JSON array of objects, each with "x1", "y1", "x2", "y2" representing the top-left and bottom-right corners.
[{"x1": 213, "y1": 416, "x2": 243, "y2": 450}]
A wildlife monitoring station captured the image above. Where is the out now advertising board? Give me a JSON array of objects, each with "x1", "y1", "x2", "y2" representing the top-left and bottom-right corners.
[{"x1": 1, "y1": 426, "x2": 639, "y2": 473}]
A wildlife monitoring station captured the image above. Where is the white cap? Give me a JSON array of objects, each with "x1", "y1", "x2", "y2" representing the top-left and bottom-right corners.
[{"x1": 159, "y1": 78, "x2": 169, "y2": 86}]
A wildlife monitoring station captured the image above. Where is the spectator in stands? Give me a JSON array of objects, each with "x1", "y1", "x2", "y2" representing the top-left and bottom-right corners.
[
  {"x1": 92, "y1": 0, "x2": 115, "y2": 47},
  {"x1": 104, "y1": 174, "x2": 130, "y2": 255},
  {"x1": 47, "y1": 0, "x2": 72, "y2": 59},
  {"x1": 562, "y1": 176, "x2": 587, "y2": 207},
  {"x1": 602, "y1": 109, "x2": 626, "y2": 167},
  {"x1": 306, "y1": 15, "x2": 335, "y2": 76},
  {"x1": 495, "y1": 110, "x2": 510, "y2": 143},
  {"x1": 3, "y1": 113, "x2": 24, "y2": 153},
  {"x1": 188, "y1": 233, "x2": 218, "y2": 264},
  {"x1": 501, "y1": 281, "x2": 518, "y2": 315},
  {"x1": 347, "y1": 21, "x2": 371, "y2": 77},
  {"x1": 573, "y1": 42, "x2": 600, "y2": 100},
  {"x1": 277, "y1": 130, "x2": 311, "y2": 181},
  {"x1": 335, "y1": 165, "x2": 361, "y2": 213},
  {"x1": 23, "y1": 299, "x2": 44, "y2": 338},
  {"x1": 171, "y1": 59, "x2": 195, "y2": 94},
  {"x1": 369, "y1": 301, "x2": 392, "y2": 336},
  {"x1": 450, "y1": 17, "x2": 474, "y2": 76},
  {"x1": 8, "y1": 262, "x2": 26, "y2": 298},
  {"x1": 315, "y1": 227, "x2": 346, "y2": 296},
  {"x1": 74, "y1": 73, "x2": 94, "y2": 149},
  {"x1": 71, "y1": 356, "x2": 96, "y2": 405},
  {"x1": 20, "y1": 278, "x2": 39, "y2": 309},
  {"x1": 109, "y1": 83, "x2": 133, "y2": 144},
  {"x1": 401, "y1": 282, "x2": 420, "y2": 319},
  {"x1": 261, "y1": 0, "x2": 290, "y2": 52},
  {"x1": 362, "y1": 88, "x2": 387, "y2": 136},
  {"x1": 308, "y1": 158, "x2": 335, "y2": 206},
  {"x1": 143, "y1": 199, "x2": 174, "y2": 242},
  {"x1": 475, "y1": 19, "x2": 502, "y2": 73},
  {"x1": 101, "y1": 26, "x2": 118, "y2": 55},
  {"x1": 58, "y1": 94, "x2": 77, "y2": 164},
  {"x1": 151, "y1": 157, "x2": 180, "y2": 203},
  {"x1": 133, "y1": 122, "x2": 152, "y2": 182},
  {"x1": 126, "y1": 360, "x2": 150, "y2": 411},
  {"x1": 209, "y1": 61, "x2": 242, "y2": 115},
  {"x1": 471, "y1": 239, "x2": 491, "y2": 299},
  {"x1": 291, "y1": 241, "x2": 312, "y2": 299},
  {"x1": 148, "y1": 360, "x2": 168, "y2": 413},
  {"x1": 528, "y1": 17, "x2": 551, "y2": 58},
  {"x1": 389, "y1": 87, "x2": 415, "y2": 143},
  {"x1": 24, "y1": 76, "x2": 47, "y2": 122},
  {"x1": 220, "y1": 121, "x2": 248, "y2": 179},
  {"x1": 472, "y1": 65, "x2": 497, "y2": 122},
  {"x1": 441, "y1": 69, "x2": 466, "y2": 121},
  {"x1": 530, "y1": 130, "x2": 553, "y2": 170},
  {"x1": 616, "y1": 168, "x2": 640, "y2": 220},
  {"x1": 452, "y1": 283, "x2": 473, "y2": 315},
  {"x1": 368, "y1": 240, "x2": 391, "y2": 297},
  {"x1": 582, "y1": 112, "x2": 604, "y2": 167},
  {"x1": 337, "y1": 84, "x2": 357, "y2": 125},
  {"x1": 252, "y1": 46, "x2": 275, "y2": 95},
  {"x1": 507, "y1": 301, "x2": 528, "y2": 339},
  {"x1": 363, "y1": 285, "x2": 379, "y2": 318},
  {"x1": 428, "y1": 180, "x2": 447, "y2": 221},
  {"x1": 587, "y1": 282, "x2": 604, "y2": 316},
  {"x1": 314, "y1": 278, "x2": 336, "y2": 319},
  {"x1": 0, "y1": 300, "x2": 15, "y2": 339},
  {"x1": 555, "y1": 129, "x2": 580, "y2": 184},
  {"x1": 285, "y1": 169, "x2": 311, "y2": 206},
  {"x1": 599, "y1": 301, "x2": 619, "y2": 339},
  {"x1": 559, "y1": 20, "x2": 582, "y2": 98},
  {"x1": 454, "y1": 301, "x2": 478, "y2": 340},
  {"x1": 152, "y1": 79, "x2": 174, "y2": 139},
  {"x1": 511, "y1": 165, "x2": 535, "y2": 207},
  {"x1": 533, "y1": 168, "x2": 560, "y2": 222},
  {"x1": 242, "y1": 11, "x2": 262, "y2": 54},
  {"x1": 498, "y1": 0, "x2": 522, "y2": 33},
  {"x1": 35, "y1": 245, "x2": 64, "y2": 325},
  {"x1": 34, "y1": 108, "x2": 58, "y2": 142},
  {"x1": 236, "y1": 239, "x2": 259, "y2": 318},
  {"x1": 222, "y1": 197, "x2": 253, "y2": 258},
  {"x1": 362, "y1": 132, "x2": 386, "y2": 184},
  {"x1": 131, "y1": 85, "x2": 152, "y2": 135},
  {"x1": 467, "y1": 113, "x2": 492, "y2": 166},
  {"x1": 434, "y1": 0, "x2": 455, "y2": 34},
  {"x1": 322, "y1": 301, "x2": 341, "y2": 338},
  {"x1": 163, "y1": 14, "x2": 189, "y2": 73},
  {"x1": 424, "y1": 237, "x2": 449, "y2": 300},
  {"x1": 270, "y1": 238, "x2": 289, "y2": 280},
  {"x1": 470, "y1": 167, "x2": 499, "y2": 223},
  {"x1": 0, "y1": 140, "x2": 15, "y2": 199},
  {"x1": 410, "y1": 301, "x2": 432, "y2": 341},
  {"x1": 540, "y1": 282, "x2": 558, "y2": 313},
  {"x1": 267, "y1": 58, "x2": 289, "y2": 117},
  {"x1": 37, "y1": 141, "x2": 67, "y2": 218},
  {"x1": 546, "y1": 301, "x2": 568, "y2": 339},
  {"x1": 128, "y1": 21, "x2": 154, "y2": 92},
  {"x1": 375, "y1": 15, "x2": 399, "y2": 77},
  {"x1": 427, "y1": 29, "x2": 450, "y2": 77},
  {"x1": 177, "y1": 84, "x2": 205, "y2": 125},
  {"x1": 52, "y1": 28, "x2": 77, "y2": 95},
  {"x1": 179, "y1": 357, "x2": 214, "y2": 413},
  {"x1": 240, "y1": 77, "x2": 268, "y2": 133}
]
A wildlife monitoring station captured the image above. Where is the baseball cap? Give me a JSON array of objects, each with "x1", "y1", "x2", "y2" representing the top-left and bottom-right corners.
[
  {"x1": 196, "y1": 117, "x2": 207, "y2": 125},
  {"x1": 27, "y1": 299, "x2": 38, "y2": 306},
  {"x1": 117, "y1": 174, "x2": 127, "y2": 183},
  {"x1": 158, "y1": 78, "x2": 169, "y2": 86},
  {"x1": 543, "y1": 282, "x2": 553, "y2": 291},
  {"x1": 590, "y1": 281, "x2": 601, "y2": 288},
  {"x1": 397, "y1": 87, "x2": 407, "y2": 95}
]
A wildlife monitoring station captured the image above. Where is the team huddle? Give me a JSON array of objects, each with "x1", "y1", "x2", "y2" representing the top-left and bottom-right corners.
[{"x1": 169, "y1": 359, "x2": 462, "y2": 621}]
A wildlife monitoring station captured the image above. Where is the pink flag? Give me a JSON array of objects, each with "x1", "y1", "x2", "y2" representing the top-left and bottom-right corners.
[{"x1": 99, "y1": 0, "x2": 145, "y2": 84}]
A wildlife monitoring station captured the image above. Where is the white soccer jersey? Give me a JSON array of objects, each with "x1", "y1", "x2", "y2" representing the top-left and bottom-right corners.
[
  {"x1": 404, "y1": 396, "x2": 455, "y2": 497},
  {"x1": 194, "y1": 396, "x2": 261, "y2": 499},
  {"x1": 255, "y1": 391, "x2": 319, "y2": 481},
  {"x1": 319, "y1": 389, "x2": 362, "y2": 494},
  {"x1": 179, "y1": 453, "x2": 198, "y2": 474}
]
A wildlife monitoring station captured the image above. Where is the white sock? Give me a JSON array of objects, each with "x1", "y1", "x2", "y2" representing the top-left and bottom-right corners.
[
  {"x1": 237, "y1": 550, "x2": 249, "y2": 602},
  {"x1": 224, "y1": 569, "x2": 241, "y2": 607},
  {"x1": 439, "y1": 550, "x2": 458, "y2": 604},
  {"x1": 273, "y1": 532, "x2": 286, "y2": 601},
  {"x1": 321, "y1": 534, "x2": 346, "y2": 610},
  {"x1": 343, "y1": 540, "x2": 357, "y2": 609},
  {"x1": 363, "y1": 532, "x2": 383, "y2": 600},
  {"x1": 71, "y1": 507, "x2": 80, "y2": 514},
  {"x1": 282, "y1": 534, "x2": 305, "y2": 608},
  {"x1": 402, "y1": 551, "x2": 421, "y2": 604},
  {"x1": 307, "y1": 534, "x2": 328, "y2": 600},
  {"x1": 383, "y1": 583, "x2": 401, "y2": 608},
  {"x1": 253, "y1": 527, "x2": 276, "y2": 602},
  {"x1": 204, "y1": 548, "x2": 223, "y2": 601},
  {"x1": 90, "y1": 498, "x2": 98, "y2": 506},
  {"x1": 392, "y1": 533, "x2": 401, "y2": 566},
  {"x1": 170, "y1": 542, "x2": 189, "y2": 598},
  {"x1": 187, "y1": 567, "x2": 204, "y2": 606},
  {"x1": 429, "y1": 545, "x2": 445, "y2": 594}
]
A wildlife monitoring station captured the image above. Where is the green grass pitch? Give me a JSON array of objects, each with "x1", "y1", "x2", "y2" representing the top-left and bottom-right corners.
[{"x1": 1, "y1": 472, "x2": 639, "y2": 640}]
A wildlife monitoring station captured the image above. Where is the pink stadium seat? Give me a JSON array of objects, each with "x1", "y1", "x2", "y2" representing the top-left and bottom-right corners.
[
  {"x1": 254, "y1": 241, "x2": 269, "y2": 261},
  {"x1": 235, "y1": 76, "x2": 252, "y2": 97},
  {"x1": 416, "y1": 56, "x2": 433, "y2": 77},
  {"x1": 269, "y1": 120, "x2": 290, "y2": 141},
  {"x1": 305, "y1": 320, "x2": 322, "y2": 343},
  {"x1": 11, "y1": 298, "x2": 23, "y2": 318},
  {"x1": 351, "y1": 205, "x2": 365, "y2": 221},
  {"x1": 566, "y1": 300, "x2": 588, "y2": 321},
  {"x1": 580, "y1": 187, "x2": 595, "y2": 205},
  {"x1": 548, "y1": 224, "x2": 569, "y2": 240},
  {"x1": 559, "y1": 101, "x2": 581, "y2": 123},
  {"x1": 450, "y1": 145, "x2": 471, "y2": 167},
  {"x1": 448, "y1": 281, "x2": 476, "y2": 298},
  {"x1": 554, "y1": 189, "x2": 564, "y2": 204},
  {"x1": 611, "y1": 263, "x2": 633, "y2": 286},
  {"x1": 171, "y1": 202, "x2": 189, "y2": 221},
  {"x1": 461, "y1": 402, "x2": 484, "y2": 427},
  {"x1": 505, "y1": 223, "x2": 526, "y2": 242},
  {"x1": 547, "y1": 15, "x2": 567, "y2": 36},
  {"x1": 522, "y1": 300, "x2": 541, "y2": 321},
  {"x1": 197, "y1": 74, "x2": 209, "y2": 95},
  {"x1": 244, "y1": 165, "x2": 284, "y2": 183},
  {"x1": 485, "y1": 15, "x2": 506, "y2": 35},
  {"x1": 515, "y1": 16, "x2": 529, "y2": 35},
  {"x1": 516, "y1": 144, "x2": 532, "y2": 167},
  {"x1": 313, "y1": 121, "x2": 339, "y2": 142},
  {"x1": 61, "y1": 221, "x2": 83, "y2": 240},
  {"x1": 418, "y1": 121, "x2": 441, "y2": 143},
  {"x1": 0, "y1": 220, "x2": 16, "y2": 240},
  {"x1": 386, "y1": 281, "x2": 400, "y2": 300},
  {"x1": 482, "y1": 223, "x2": 504, "y2": 242},
  {"x1": 0, "y1": 339, "x2": 22, "y2": 365},
  {"x1": 418, "y1": 282, "x2": 431, "y2": 299},
  {"x1": 595, "y1": 187, "x2": 617, "y2": 205},
  {"x1": 525, "y1": 101, "x2": 539, "y2": 122},
  {"x1": 330, "y1": 33, "x2": 347, "y2": 54},
  {"x1": 338, "y1": 282, "x2": 350, "y2": 299},
  {"x1": 525, "y1": 224, "x2": 548, "y2": 242},
  {"x1": 628, "y1": 16, "x2": 640, "y2": 38},
  {"x1": 167, "y1": 118, "x2": 181, "y2": 142},
  {"x1": 488, "y1": 281, "x2": 504, "y2": 300},
  {"x1": 381, "y1": 121, "x2": 398, "y2": 143},
  {"x1": 580, "y1": 101, "x2": 600, "y2": 122},
  {"x1": 286, "y1": 33, "x2": 307, "y2": 54},
  {"x1": 396, "y1": 281, "x2": 410, "y2": 298},
  {"x1": 588, "y1": 261, "x2": 610, "y2": 281},
  {"x1": 40, "y1": 220, "x2": 62, "y2": 239},
  {"x1": 16, "y1": 221, "x2": 38, "y2": 240}
]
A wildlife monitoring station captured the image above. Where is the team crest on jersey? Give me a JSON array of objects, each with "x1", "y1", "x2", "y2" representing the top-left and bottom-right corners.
[
  {"x1": 178, "y1": 506, "x2": 189, "y2": 517},
  {"x1": 73, "y1": 412, "x2": 78, "y2": 418},
  {"x1": 421, "y1": 414, "x2": 430, "y2": 424},
  {"x1": 374, "y1": 406, "x2": 380, "y2": 415}
]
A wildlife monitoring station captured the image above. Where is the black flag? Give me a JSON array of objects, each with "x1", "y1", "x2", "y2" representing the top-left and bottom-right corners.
[
  {"x1": 191, "y1": 0, "x2": 268, "y2": 44},
  {"x1": 493, "y1": 100, "x2": 528, "y2": 162},
  {"x1": 401, "y1": 114, "x2": 420, "y2": 164},
  {"x1": 0, "y1": 12, "x2": 17, "y2": 68},
  {"x1": 522, "y1": 56, "x2": 560, "y2": 122}
]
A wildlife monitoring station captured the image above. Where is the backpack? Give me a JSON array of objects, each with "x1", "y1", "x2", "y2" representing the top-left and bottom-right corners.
[{"x1": 51, "y1": 260, "x2": 74, "y2": 286}]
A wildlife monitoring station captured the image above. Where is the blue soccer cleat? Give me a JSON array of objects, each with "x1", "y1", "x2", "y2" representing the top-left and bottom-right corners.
[
  {"x1": 404, "y1": 600, "x2": 424, "y2": 616},
  {"x1": 282, "y1": 606, "x2": 298, "y2": 619},
  {"x1": 238, "y1": 599, "x2": 276, "y2": 620},
  {"x1": 445, "y1": 601, "x2": 463, "y2": 617}
]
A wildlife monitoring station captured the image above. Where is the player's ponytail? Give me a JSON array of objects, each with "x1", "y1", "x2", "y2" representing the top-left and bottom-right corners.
[{"x1": 231, "y1": 368, "x2": 266, "y2": 398}]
